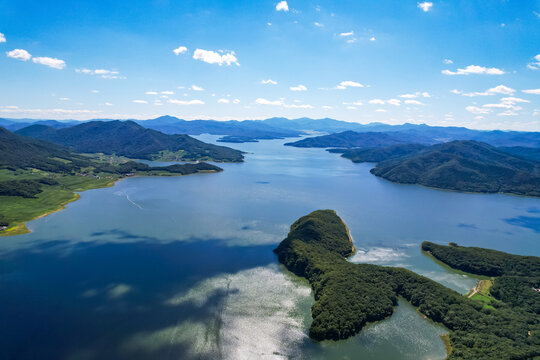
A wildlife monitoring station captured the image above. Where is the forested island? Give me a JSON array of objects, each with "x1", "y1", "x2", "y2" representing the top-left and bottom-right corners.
[
  {"x1": 0, "y1": 126, "x2": 222, "y2": 236},
  {"x1": 275, "y1": 210, "x2": 540, "y2": 359}
]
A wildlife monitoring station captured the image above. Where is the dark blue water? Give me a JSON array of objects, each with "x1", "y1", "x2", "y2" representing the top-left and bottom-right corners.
[{"x1": 0, "y1": 136, "x2": 538, "y2": 359}]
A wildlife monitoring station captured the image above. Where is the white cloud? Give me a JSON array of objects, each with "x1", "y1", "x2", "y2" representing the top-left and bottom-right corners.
[
  {"x1": 233, "y1": 98, "x2": 240, "y2": 104},
  {"x1": 290, "y1": 84, "x2": 307, "y2": 91},
  {"x1": 346, "y1": 38, "x2": 357, "y2": 44},
  {"x1": 191, "y1": 85, "x2": 204, "y2": 91},
  {"x1": 451, "y1": 85, "x2": 516, "y2": 97},
  {"x1": 527, "y1": 54, "x2": 540, "y2": 70},
  {"x1": 466, "y1": 106, "x2": 491, "y2": 114},
  {"x1": 76, "y1": 68, "x2": 121, "y2": 79},
  {"x1": 6, "y1": 48, "x2": 31, "y2": 61},
  {"x1": 398, "y1": 91, "x2": 431, "y2": 98},
  {"x1": 161, "y1": 91, "x2": 174, "y2": 95},
  {"x1": 417, "y1": 2, "x2": 433, "y2": 12},
  {"x1": 32, "y1": 56, "x2": 66, "y2": 69},
  {"x1": 193, "y1": 49, "x2": 239, "y2": 66},
  {"x1": 276, "y1": 1, "x2": 289, "y2": 12},
  {"x1": 346, "y1": 106, "x2": 357, "y2": 110},
  {"x1": 256, "y1": 98, "x2": 283, "y2": 106},
  {"x1": 284, "y1": 103, "x2": 314, "y2": 109},
  {"x1": 375, "y1": 109, "x2": 387, "y2": 112},
  {"x1": 523, "y1": 88, "x2": 540, "y2": 95},
  {"x1": 369, "y1": 99, "x2": 385, "y2": 105},
  {"x1": 443, "y1": 59, "x2": 453, "y2": 64},
  {"x1": 442, "y1": 65, "x2": 504, "y2": 75},
  {"x1": 404, "y1": 99, "x2": 425, "y2": 105},
  {"x1": 387, "y1": 98, "x2": 401, "y2": 106},
  {"x1": 133, "y1": 100, "x2": 148, "y2": 104},
  {"x1": 0, "y1": 33, "x2": 5, "y2": 43},
  {"x1": 59, "y1": 97, "x2": 70, "y2": 101},
  {"x1": 91, "y1": 90, "x2": 99, "y2": 93},
  {"x1": 314, "y1": 22, "x2": 323, "y2": 27},
  {"x1": 145, "y1": 91, "x2": 158, "y2": 95},
  {"x1": 168, "y1": 99, "x2": 204, "y2": 105},
  {"x1": 335, "y1": 80, "x2": 364, "y2": 90},
  {"x1": 173, "y1": 46, "x2": 187, "y2": 55},
  {"x1": 343, "y1": 101, "x2": 363, "y2": 106},
  {"x1": 261, "y1": 79, "x2": 277, "y2": 85},
  {"x1": 218, "y1": 98, "x2": 230, "y2": 103},
  {"x1": 369, "y1": 37, "x2": 376, "y2": 41},
  {"x1": 0, "y1": 106, "x2": 101, "y2": 117},
  {"x1": 322, "y1": 105, "x2": 332, "y2": 109},
  {"x1": 498, "y1": 110, "x2": 518, "y2": 116},
  {"x1": 339, "y1": 31, "x2": 354, "y2": 36},
  {"x1": 104, "y1": 102, "x2": 113, "y2": 106}
]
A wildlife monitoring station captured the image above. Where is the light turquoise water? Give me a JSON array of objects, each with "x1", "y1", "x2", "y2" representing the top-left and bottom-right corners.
[{"x1": 0, "y1": 135, "x2": 538, "y2": 359}]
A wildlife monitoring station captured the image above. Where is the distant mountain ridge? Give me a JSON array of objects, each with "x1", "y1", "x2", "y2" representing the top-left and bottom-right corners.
[
  {"x1": 370, "y1": 140, "x2": 540, "y2": 197},
  {"x1": 16, "y1": 120, "x2": 244, "y2": 162},
  {"x1": 4, "y1": 116, "x2": 540, "y2": 147}
]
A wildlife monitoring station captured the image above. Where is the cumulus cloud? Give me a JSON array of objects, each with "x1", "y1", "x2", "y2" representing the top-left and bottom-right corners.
[
  {"x1": 527, "y1": 54, "x2": 540, "y2": 70},
  {"x1": 498, "y1": 110, "x2": 518, "y2": 116},
  {"x1": 451, "y1": 85, "x2": 515, "y2": 97},
  {"x1": 387, "y1": 98, "x2": 401, "y2": 106},
  {"x1": 261, "y1": 79, "x2": 277, "y2": 85},
  {"x1": 417, "y1": 2, "x2": 433, "y2": 12},
  {"x1": 161, "y1": 91, "x2": 174, "y2": 95},
  {"x1": 369, "y1": 99, "x2": 385, "y2": 105},
  {"x1": 339, "y1": 31, "x2": 354, "y2": 37},
  {"x1": 442, "y1": 65, "x2": 504, "y2": 75},
  {"x1": 218, "y1": 98, "x2": 230, "y2": 104},
  {"x1": 133, "y1": 100, "x2": 148, "y2": 104},
  {"x1": 314, "y1": 22, "x2": 324, "y2": 27},
  {"x1": 398, "y1": 91, "x2": 431, "y2": 98},
  {"x1": 276, "y1": 1, "x2": 289, "y2": 11},
  {"x1": 173, "y1": 46, "x2": 187, "y2": 55},
  {"x1": 404, "y1": 99, "x2": 425, "y2": 105},
  {"x1": 191, "y1": 85, "x2": 204, "y2": 91},
  {"x1": 6, "y1": 48, "x2": 31, "y2": 61},
  {"x1": 290, "y1": 84, "x2": 307, "y2": 91},
  {"x1": 76, "y1": 68, "x2": 122, "y2": 79},
  {"x1": 32, "y1": 56, "x2": 66, "y2": 69},
  {"x1": 233, "y1": 98, "x2": 240, "y2": 104},
  {"x1": 375, "y1": 109, "x2": 387, "y2": 112},
  {"x1": 0, "y1": 33, "x2": 5, "y2": 43},
  {"x1": 466, "y1": 106, "x2": 491, "y2": 114},
  {"x1": 335, "y1": 80, "x2": 364, "y2": 90},
  {"x1": 256, "y1": 98, "x2": 283, "y2": 106},
  {"x1": 523, "y1": 89, "x2": 540, "y2": 95},
  {"x1": 168, "y1": 99, "x2": 204, "y2": 105},
  {"x1": 193, "y1": 49, "x2": 239, "y2": 66},
  {"x1": 369, "y1": 37, "x2": 376, "y2": 41},
  {"x1": 443, "y1": 59, "x2": 453, "y2": 64},
  {"x1": 145, "y1": 91, "x2": 158, "y2": 95}
]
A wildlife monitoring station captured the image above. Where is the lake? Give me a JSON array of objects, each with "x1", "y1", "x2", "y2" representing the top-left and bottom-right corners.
[{"x1": 0, "y1": 135, "x2": 538, "y2": 360}]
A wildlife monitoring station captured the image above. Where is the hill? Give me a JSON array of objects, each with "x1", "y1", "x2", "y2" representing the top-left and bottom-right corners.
[
  {"x1": 284, "y1": 130, "x2": 432, "y2": 148},
  {"x1": 0, "y1": 127, "x2": 222, "y2": 235},
  {"x1": 370, "y1": 140, "x2": 540, "y2": 197},
  {"x1": 275, "y1": 210, "x2": 540, "y2": 359},
  {"x1": 16, "y1": 120, "x2": 244, "y2": 162},
  {"x1": 332, "y1": 143, "x2": 428, "y2": 163}
]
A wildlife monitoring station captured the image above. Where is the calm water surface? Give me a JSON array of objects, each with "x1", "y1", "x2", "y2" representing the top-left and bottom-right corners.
[{"x1": 1, "y1": 136, "x2": 538, "y2": 359}]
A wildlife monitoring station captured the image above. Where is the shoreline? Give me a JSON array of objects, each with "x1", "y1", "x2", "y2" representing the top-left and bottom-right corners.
[{"x1": 0, "y1": 170, "x2": 220, "y2": 238}]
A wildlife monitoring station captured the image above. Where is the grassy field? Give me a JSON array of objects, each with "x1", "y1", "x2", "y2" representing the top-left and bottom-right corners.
[{"x1": 0, "y1": 169, "x2": 122, "y2": 236}]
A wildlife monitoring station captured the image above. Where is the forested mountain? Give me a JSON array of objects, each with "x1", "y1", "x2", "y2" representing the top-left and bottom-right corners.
[
  {"x1": 284, "y1": 130, "x2": 433, "y2": 148},
  {"x1": 371, "y1": 140, "x2": 540, "y2": 196},
  {"x1": 275, "y1": 210, "x2": 540, "y2": 359},
  {"x1": 332, "y1": 143, "x2": 428, "y2": 163},
  {"x1": 16, "y1": 120, "x2": 244, "y2": 162}
]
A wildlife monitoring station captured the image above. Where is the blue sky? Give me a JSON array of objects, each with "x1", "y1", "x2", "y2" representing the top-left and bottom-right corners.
[{"x1": 0, "y1": 0, "x2": 539, "y2": 130}]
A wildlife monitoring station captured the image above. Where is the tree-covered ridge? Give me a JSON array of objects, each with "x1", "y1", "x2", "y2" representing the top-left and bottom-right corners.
[
  {"x1": 275, "y1": 210, "x2": 540, "y2": 359},
  {"x1": 284, "y1": 130, "x2": 427, "y2": 148},
  {"x1": 371, "y1": 140, "x2": 540, "y2": 197},
  {"x1": 334, "y1": 143, "x2": 428, "y2": 163},
  {"x1": 422, "y1": 241, "x2": 540, "y2": 315},
  {"x1": 16, "y1": 120, "x2": 244, "y2": 162}
]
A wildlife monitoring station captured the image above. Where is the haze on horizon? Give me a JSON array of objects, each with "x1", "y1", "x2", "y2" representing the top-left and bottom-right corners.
[{"x1": 0, "y1": 0, "x2": 539, "y2": 131}]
